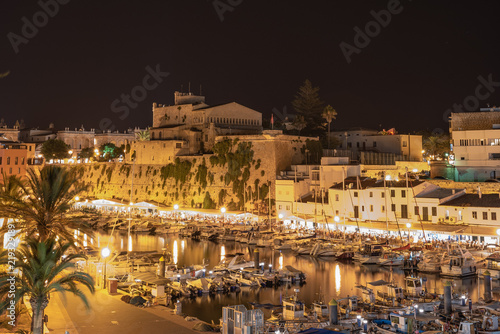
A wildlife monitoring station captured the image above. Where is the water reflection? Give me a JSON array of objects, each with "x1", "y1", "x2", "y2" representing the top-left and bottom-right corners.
[
  {"x1": 93, "y1": 232, "x2": 490, "y2": 323},
  {"x1": 128, "y1": 235, "x2": 133, "y2": 252},
  {"x1": 173, "y1": 240, "x2": 178, "y2": 264},
  {"x1": 335, "y1": 264, "x2": 341, "y2": 294}
]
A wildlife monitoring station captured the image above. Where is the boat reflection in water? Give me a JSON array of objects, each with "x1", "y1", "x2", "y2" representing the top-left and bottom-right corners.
[{"x1": 94, "y1": 232, "x2": 495, "y2": 323}]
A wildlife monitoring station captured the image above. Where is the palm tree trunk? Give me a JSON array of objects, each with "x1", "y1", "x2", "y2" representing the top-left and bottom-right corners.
[
  {"x1": 30, "y1": 297, "x2": 48, "y2": 334},
  {"x1": 328, "y1": 122, "x2": 331, "y2": 149}
]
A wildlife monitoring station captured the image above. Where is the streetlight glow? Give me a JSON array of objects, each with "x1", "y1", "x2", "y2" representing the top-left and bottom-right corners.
[
  {"x1": 406, "y1": 223, "x2": 411, "y2": 229},
  {"x1": 278, "y1": 213, "x2": 284, "y2": 219},
  {"x1": 101, "y1": 247, "x2": 111, "y2": 258},
  {"x1": 334, "y1": 216, "x2": 340, "y2": 223},
  {"x1": 220, "y1": 207, "x2": 226, "y2": 213},
  {"x1": 173, "y1": 204, "x2": 179, "y2": 210}
]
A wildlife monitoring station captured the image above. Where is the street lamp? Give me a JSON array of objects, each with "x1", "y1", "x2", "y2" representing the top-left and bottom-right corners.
[
  {"x1": 406, "y1": 223, "x2": 411, "y2": 243},
  {"x1": 221, "y1": 207, "x2": 226, "y2": 226},
  {"x1": 174, "y1": 204, "x2": 179, "y2": 222},
  {"x1": 101, "y1": 247, "x2": 111, "y2": 289}
]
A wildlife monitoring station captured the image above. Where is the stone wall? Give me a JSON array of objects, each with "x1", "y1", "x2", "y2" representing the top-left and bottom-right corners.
[{"x1": 75, "y1": 136, "x2": 317, "y2": 212}]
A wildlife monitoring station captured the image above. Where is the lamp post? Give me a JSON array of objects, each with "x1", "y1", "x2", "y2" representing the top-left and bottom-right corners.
[
  {"x1": 406, "y1": 223, "x2": 411, "y2": 243},
  {"x1": 334, "y1": 215, "x2": 340, "y2": 230},
  {"x1": 101, "y1": 247, "x2": 110, "y2": 289},
  {"x1": 220, "y1": 207, "x2": 226, "y2": 226},
  {"x1": 174, "y1": 204, "x2": 179, "y2": 222}
]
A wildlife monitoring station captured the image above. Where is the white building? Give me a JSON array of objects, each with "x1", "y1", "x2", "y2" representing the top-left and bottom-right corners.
[{"x1": 451, "y1": 108, "x2": 500, "y2": 181}]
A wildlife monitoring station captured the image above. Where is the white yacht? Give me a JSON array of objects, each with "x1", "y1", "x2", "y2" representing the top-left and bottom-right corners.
[{"x1": 441, "y1": 247, "x2": 477, "y2": 277}]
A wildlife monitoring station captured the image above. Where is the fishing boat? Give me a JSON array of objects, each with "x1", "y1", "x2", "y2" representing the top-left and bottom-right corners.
[
  {"x1": 478, "y1": 252, "x2": 500, "y2": 280},
  {"x1": 417, "y1": 250, "x2": 446, "y2": 273},
  {"x1": 378, "y1": 252, "x2": 404, "y2": 266},
  {"x1": 440, "y1": 247, "x2": 477, "y2": 277},
  {"x1": 356, "y1": 244, "x2": 384, "y2": 265},
  {"x1": 212, "y1": 254, "x2": 255, "y2": 272}
]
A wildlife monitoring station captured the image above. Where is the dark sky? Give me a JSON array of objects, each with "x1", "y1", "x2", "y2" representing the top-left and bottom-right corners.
[{"x1": 1, "y1": 0, "x2": 500, "y2": 134}]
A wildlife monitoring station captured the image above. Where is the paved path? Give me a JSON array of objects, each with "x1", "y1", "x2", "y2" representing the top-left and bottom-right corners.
[{"x1": 46, "y1": 289, "x2": 200, "y2": 334}]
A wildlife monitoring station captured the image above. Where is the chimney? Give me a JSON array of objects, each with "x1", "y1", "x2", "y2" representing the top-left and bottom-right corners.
[{"x1": 478, "y1": 186, "x2": 482, "y2": 199}]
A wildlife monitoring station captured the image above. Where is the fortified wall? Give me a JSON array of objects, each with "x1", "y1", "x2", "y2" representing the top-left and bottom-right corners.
[{"x1": 76, "y1": 135, "x2": 317, "y2": 212}]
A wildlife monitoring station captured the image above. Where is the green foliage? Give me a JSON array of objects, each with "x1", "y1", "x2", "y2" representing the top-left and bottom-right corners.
[
  {"x1": 79, "y1": 147, "x2": 95, "y2": 160},
  {"x1": 41, "y1": 139, "x2": 70, "y2": 160},
  {"x1": 202, "y1": 192, "x2": 216, "y2": 209},
  {"x1": 195, "y1": 158, "x2": 208, "y2": 188},
  {"x1": 301, "y1": 139, "x2": 323, "y2": 164},
  {"x1": 255, "y1": 159, "x2": 261, "y2": 169},
  {"x1": 160, "y1": 158, "x2": 193, "y2": 184},
  {"x1": 99, "y1": 142, "x2": 124, "y2": 160},
  {"x1": 291, "y1": 79, "x2": 325, "y2": 133}
]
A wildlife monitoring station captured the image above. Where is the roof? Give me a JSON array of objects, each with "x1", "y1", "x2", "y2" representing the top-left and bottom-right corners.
[
  {"x1": 299, "y1": 192, "x2": 329, "y2": 203},
  {"x1": 330, "y1": 177, "x2": 379, "y2": 190},
  {"x1": 370, "y1": 179, "x2": 425, "y2": 188},
  {"x1": 416, "y1": 188, "x2": 464, "y2": 199},
  {"x1": 441, "y1": 194, "x2": 500, "y2": 208}
]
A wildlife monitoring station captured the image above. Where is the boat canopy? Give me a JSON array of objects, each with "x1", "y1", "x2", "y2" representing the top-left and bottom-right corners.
[{"x1": 368, "y1": 279, "x2": 391, "y2": 286}]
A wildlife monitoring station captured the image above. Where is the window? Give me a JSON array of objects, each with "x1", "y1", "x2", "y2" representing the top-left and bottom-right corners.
[
  {"x1": 354, "y1": 192, "x2": 358, "y2": 197},
  {"x1": 361, "y1": 206, "x2": 365, "y2": 211},
  {"x1": 369, "y1": 192, "x2": 373, "y2": 197},
  {"x1": 432, "y1": 207, "x2": 437, "y2": 216},
  {"x1": 15, "y1": 157, "x2": 18, "y2": 165},
  {"x1": 335, "y1": 194, "x2": 339, "y2": 201},
  {"x1": 286, "y1": 205, "x2": 290, "y2": 210},
  {"x1": 381, "y1": 192, "x2": 385, "y2": 198},
  {"x1": 391, "y1": 204, "x2": 396, "y2": 212},
  {"x1": 278, "y1": 205, "x2": 282, "y2": 210},
  {"x1": 401, "y1": 205, "x2": 408, "y2": 218},
  {"x1": 22, "y1": 158, "x2": 24, "y2": 165},
  {"x1": 401, "y1": 190, "x2": 406, "y2": 198},
  {"x1": 445, "y1": 210, "x2": 449, "y2": 218},
  {"x1": 414, "y1": 206, "x2": 419, "y2": 215},
  {"x1": 0, "y1": 157, "x2": 2, "y2": 164},
  {"x1": 356, "y1": 142, "x2": 360, "y2": 148},
  {"x1": 381, "y1": 205, "x2": 385, "y2": 212},
  {"x1": 472, "y1": 211, "x2": 477, "y2": 219},
  {"x1": 402, "y1": 141, "x2": 407, "y2": 147},
  {"x1": 9, "y1": 168, "x2": 12, "y2": 174},
  {"x1": 7, "y1": 157, "x2": 10, "y2": 165},
  {"x1": 391, "y1": 190, "x2": 395, "y2": 197},
  {"x1": 493, "y1": 212, "x2": 497, "y2": 221},
  {"x1": 176, "y1": 143, "x2": 182, "y2": 148},
  {"x1": 370, "y1": 205, "x2": 373, "y2": 212},
  {"x1": 373, "y1": 141, "x2": 377, "y2": 147},
  {"x1": 483, "y1": 212, "x2": 488, "y2": 220}
]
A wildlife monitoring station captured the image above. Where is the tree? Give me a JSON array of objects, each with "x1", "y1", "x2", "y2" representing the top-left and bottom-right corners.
[
  {"x1": 0, "y1": 166, "x2": 87, "y2": 241},
  {"x1": 291, "y1": 79, "x2": 325, "y2": 133},
  {"x1": 0, "y1": 237, "x2": 94, "y2": 334},
  {"x1": 79, "y1": 147, "x2": 95, "y2": 160},
  {"x1": 423, "y1": 134, "x2": 450, "y2": 160},
  {"x1": 40, "y1": 139, "x2": 70, "y2": 160},
  {"x1": 292, "y1": 115, "x2": 307, "y2": 135},
  {"x1": 99, "y1": 143, "x2": 124, "y2": 160},
  {"x1": 136, "y1": 130, "x2": 150, "y2": 141},
  {"x1": 322, "y1": 105, "x2": 337, "y2": 149}
]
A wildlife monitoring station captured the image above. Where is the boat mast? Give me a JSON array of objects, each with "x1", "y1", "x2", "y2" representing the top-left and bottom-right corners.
[
  {"x1": 342, "y1": 167, "x2": 346, "y2": 239},
  {"x1": 384, "y1": 172, "x2": 389, "y2": 234}
]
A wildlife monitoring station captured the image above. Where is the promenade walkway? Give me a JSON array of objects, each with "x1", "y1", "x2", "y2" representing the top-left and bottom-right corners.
[{"x1": 45, "y1": 289, "x2": 200, "y2": 334}]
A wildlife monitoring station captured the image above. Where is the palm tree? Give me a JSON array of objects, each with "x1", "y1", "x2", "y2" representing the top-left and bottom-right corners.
[
  {"x1": 292, "y1": 115, "x2": 307, "y2": 136},
  {"x1": 423, "y1": 134, "x2": 450, "y2": 160},
  {"x1": 136, "y1": 129, "x2": 150, "y2": 141},
  {"x1": 322, "y1": 105, "x2": 337, "y2": 149},
  {"x1": 0, "y1": 237, "x2": 94, "y2": 334},
  {"x1": 0, "y1": 166, "x2": 87, "y2": 241}
]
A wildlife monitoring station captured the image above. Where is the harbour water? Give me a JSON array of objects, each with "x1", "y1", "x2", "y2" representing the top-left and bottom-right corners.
[{"x1": 92, "y1": 231, "x2": 496, "y2": 323}]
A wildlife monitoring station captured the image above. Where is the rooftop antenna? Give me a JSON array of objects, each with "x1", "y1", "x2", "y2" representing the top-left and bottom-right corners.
[
  {"x1": 180, "y1": 84, "x2": 183, "y2": 93},
  {"x1": 200, "y1": 84, "x2": 202, "y2": 96},
  {"x1": 188, "y1": 82, "x2": 191, "y2": 94}
]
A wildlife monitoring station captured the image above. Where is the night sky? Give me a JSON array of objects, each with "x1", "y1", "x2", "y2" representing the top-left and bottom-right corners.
[{"x1": 2, "y1": 1, "x2": 500, "y2": 134}]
